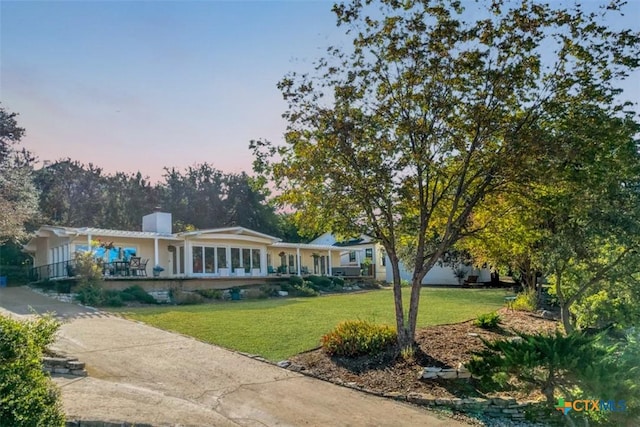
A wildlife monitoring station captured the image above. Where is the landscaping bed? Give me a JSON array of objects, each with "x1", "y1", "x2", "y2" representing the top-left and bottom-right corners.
[{"x1": 289, "y1": 308, "x2": 559, "y2": 402}]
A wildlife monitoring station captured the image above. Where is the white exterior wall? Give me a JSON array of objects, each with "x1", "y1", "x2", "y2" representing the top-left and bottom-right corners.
[{"x1": 385, "y1": 257, "x2": 490, "y2": 286}]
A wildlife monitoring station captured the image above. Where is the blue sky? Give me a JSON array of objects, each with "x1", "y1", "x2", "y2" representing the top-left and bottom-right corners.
[
  {"x1": 1, "y1": 0, "x2": 342, "y2": 181},
  {"x1": 1, "y1": 1, "x2": 639, "y2": 182}
]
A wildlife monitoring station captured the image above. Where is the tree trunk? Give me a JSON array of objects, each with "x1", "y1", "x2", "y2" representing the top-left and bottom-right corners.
[
  {"x1": 389, "y1": 253, "x2": 409, "y2": 346},
  {"x1": 560, "y1": 303, "x2": 573, "y2": 334},
  {"x1": 554, "y1": 268, "x2": 574, "y2": 334}
]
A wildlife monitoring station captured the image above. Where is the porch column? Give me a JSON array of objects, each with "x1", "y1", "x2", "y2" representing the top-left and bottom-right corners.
[
  {"x1": 296, "y1": 247, "x2": 301, "y2": 276},
  {"x1": 261, "y1": 248, "x2": 267, "y2": 276},
  {"x1": 328, "y1": 250, "x2": 332, "y2": 276},
  {"x1": 153, "y1": 238, "x2": 159, "y2": 269},
  {"x1": 371, "y1": 245, "x2": 376, "y2": 279},
  {"x1": 182, "y1": 239, "x2": 191, "y2": 276}
]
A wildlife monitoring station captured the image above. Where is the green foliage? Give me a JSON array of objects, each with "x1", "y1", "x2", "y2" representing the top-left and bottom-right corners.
[
  {"x1": 330, "y1": 276, "x2": 345, "y2": 286},
  {"x1": 512, "y1": 288, "x2": 537, "y2": 312},
  {"x1": 474, "y1": 312, "x2": 501, "y2": 329},
  {"x1": 121, "y1": 285, "x2": 157, "y2": 304},
  {"x1": 572, "y1": 285, "x2": 640, "y2": 331},
  {"x1": 467, "y1": 332, "x2": 611, "y2": 406},
  {"x1": 102, "y1": 290, "x2": 124, "y2": 307},
  {"x1": 75, "y1": 282, "x2": 104, "y2": 306},
  {"x1": 259, "y1": 285, "x2": 279, "y2": 298},
  {"x1": 292, "y1": 282, "x2": 319, "y2": 297},
  {"x1": 0, "y1": 106, "x2": 39, "y2": 244},
  {"x1": 306, "y1": 275, "x2": 332, "y2": 289},
  {"x1": 252, "y1": 0, "x2": 640, "y2": 347},
  {"x1": 171, "y1": 290, "x2": 204, "y2": 305},
  {"x1": 288, "y1": 275, "x2": 303, "y2": 287},
  {"x1": 195, "y1": 288, "x2": 223, "y2": 300},
  {"x1": 0, "y1": 314, "x2": 65, "y2": 426},
  {"x1": 321, "y1": 320, "x2": 397, "y2": 358},
  {"x1": 606, "y1": 332, "x2": 640, "y2": 421}
]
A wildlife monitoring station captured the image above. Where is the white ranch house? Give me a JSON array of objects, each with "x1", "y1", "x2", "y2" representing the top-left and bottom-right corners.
[{"x1": 24, "y1": 212, "x2": 342, "y2": 282}]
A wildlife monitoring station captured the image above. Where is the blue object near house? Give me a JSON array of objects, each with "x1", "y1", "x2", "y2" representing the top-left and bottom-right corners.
[{"x1": 0, "y1": 276, "x2": 7, "y2": 287}]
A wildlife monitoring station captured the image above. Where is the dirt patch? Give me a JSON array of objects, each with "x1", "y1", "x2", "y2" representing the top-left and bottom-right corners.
[{"x1": 290, "y1": 309, "x2": 560, "y2": 401}]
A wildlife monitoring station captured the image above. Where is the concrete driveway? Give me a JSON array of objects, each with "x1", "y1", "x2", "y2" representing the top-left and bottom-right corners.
[{"x1": 0, "y1": 286, "x2": 467, "y2": 426}]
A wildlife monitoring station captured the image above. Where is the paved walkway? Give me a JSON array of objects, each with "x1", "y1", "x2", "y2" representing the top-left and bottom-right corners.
[{"x1": 0, "y1": 286, "x2": 467, "y2": 426}]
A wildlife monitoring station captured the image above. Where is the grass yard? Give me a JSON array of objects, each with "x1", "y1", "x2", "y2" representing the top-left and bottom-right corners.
[{"x1": 114, "y1": 288, "x2": 506, "y2": 361}]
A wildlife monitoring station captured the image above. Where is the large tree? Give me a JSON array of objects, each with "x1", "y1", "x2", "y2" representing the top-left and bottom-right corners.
[
  {"x1": 0, "y1": 106, "x2": 39, "y2": 243},
  {"x1": 252, "y1": 0, "x2": 640, "y2": 346}
]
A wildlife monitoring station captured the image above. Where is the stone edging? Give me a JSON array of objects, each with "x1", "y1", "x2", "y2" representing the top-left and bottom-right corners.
[
  {"x1": 43, "y1": 356, "x2": 87, "y2": 377},
  {"x1": 270, "y1": 357, "x2": 548, "y2": 424}
]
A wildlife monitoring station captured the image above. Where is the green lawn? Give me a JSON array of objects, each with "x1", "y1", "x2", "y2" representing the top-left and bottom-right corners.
[{"x1": 114, "y1": 288, "x2": 505, "y2": 361}]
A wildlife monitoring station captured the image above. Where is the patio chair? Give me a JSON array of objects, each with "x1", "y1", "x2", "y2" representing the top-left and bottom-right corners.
[{"x1": 129, "y1": 257, "x2": 148, "y2": 277}]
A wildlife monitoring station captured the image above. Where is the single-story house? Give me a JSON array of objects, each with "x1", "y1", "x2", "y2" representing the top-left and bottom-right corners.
[
  {"x1": 309, "y1": 232, "x2": 387, "y2": 279},
  {"x1": 24, "y1": 212, "x2": 343, "y2": 281}
]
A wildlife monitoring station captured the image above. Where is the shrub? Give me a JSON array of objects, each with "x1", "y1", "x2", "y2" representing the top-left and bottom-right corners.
[
  {"x1": 0, "y1": 314, "x2": 65, "y2": 426},
  {"x1": 55, "y1": 280, "x2": 72, "y2": 294},
  {"x1": 279, "y1": 282, "x2": 293, "y2": 292},
  {"x1": 467, "y1": 332, "x2": 611, "y2": 406},
  {"x1": 321, "y1": 320, "x2": 397, "y2": 357},
  {"x1": 474, "y1": 311, "x2": 501, "y2": 329},
  {"x1": 122, "y1": 285, "x2": 157, "y2": 304},
  {"x1": 103, "y1": 292, "x2": 124, "y2": 307},
  {"x1": 259, "y1": 284, "x2": 279, "y2": 297},
  {"x1": 75, "y1": 283, "x2": 104, "y2": 306},
  {"x1": 293, "y1": 282, "x2": 319, "y2": 297},
  {"x1": 307, "y1": 275, "x2": 333, "y2": 289},
  {"x1": 331, "y1": 276, "x2": 345, "y2": 286},
  {"x1": 195, "y1": 289, "x2": 223, "y2": 300},
  {"x1": 288, "y1": 276, "x2": 303, "y2": 287},
  {"x1": 512, "y1": 288, "x2": 537, "y2": 312},
  {"x1": 171, "y1": 290, "x2": 204, "y2": 305}
]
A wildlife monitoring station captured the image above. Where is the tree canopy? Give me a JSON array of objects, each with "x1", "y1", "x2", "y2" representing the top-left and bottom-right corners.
[
  {"x1": 252, "y1": 0, "x2": 640, "y2": 345},
  {"x1": 0, "y1": 105, "x2": 39, "y2": 244}
]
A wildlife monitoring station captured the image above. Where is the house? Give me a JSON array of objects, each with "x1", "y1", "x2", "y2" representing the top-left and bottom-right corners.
[
  {"x1": 305, "y1": 232, "x2": 490, "y2": 286},
  {"x1": 309, "y1": 232, "x2": 387, "y2": 279},
  {"x1": 24, "y1": 212, "x2": 342, "y2": 282},
  {"x1": 385, "y1": 261, "x2": 490, "y2": 286}
]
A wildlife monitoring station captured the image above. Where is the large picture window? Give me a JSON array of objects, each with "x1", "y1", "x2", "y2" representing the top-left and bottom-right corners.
[{"x1": 216, "y1": 247, "x2": 227, "y2": 269}]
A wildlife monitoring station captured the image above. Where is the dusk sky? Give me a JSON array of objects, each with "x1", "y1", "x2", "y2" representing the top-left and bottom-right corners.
[{"x1": 1, "y1": 1, "x2": 639, "y2": 183}]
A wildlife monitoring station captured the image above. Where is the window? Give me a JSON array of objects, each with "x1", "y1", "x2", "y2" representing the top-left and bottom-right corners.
[
  {"x1": 216, "y1": 247, "x2": 227, "y2": 269},
  {"x1": 365, "y1": 248, "x2": 373, "y2": 259},
  {"x1": 252, "y1": 249, "x2": 261, "y2": 269},
  {"x1": 231, "y1": 248, "x2": 241, "y2": 272},
  {"x1": 349, "y1": 251, "x2": 356, "y2": 262},
  {"x1": 243, "y1": 248, "x2": 251, "y2": 272},
  {"x1": 204, "y1": 247, "x2": 216, "y2": 273},
  {"x1": 192, "y1": 246, "x2": 203, "y2": 273}
]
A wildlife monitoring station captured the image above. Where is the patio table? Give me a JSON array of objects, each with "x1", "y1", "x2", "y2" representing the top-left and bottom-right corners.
[{"x1": 112, "y1": 261, "x2": 130, "y2": 276}]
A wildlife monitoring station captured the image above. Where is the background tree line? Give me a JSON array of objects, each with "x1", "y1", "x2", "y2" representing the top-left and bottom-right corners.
[{"x1": 0, "y1": 104, "x2": 302, "y2": 274}]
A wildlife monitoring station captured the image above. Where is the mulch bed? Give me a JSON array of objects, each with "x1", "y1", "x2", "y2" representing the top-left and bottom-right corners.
[{"x1": 289, "y1": 308, "x2": 560, "y2": 401}]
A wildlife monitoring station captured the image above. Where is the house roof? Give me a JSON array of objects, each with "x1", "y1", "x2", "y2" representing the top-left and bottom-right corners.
[
  {"x1": 272, "y1": 242, "x2": 341, "y2": 251},
  {"x1": 177, "y1": 227, "x2": 281, "y2": 242}
]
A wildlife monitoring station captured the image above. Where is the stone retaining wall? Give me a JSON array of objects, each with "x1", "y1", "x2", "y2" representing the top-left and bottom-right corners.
[{"x1": 43, "y1": 356, "x2": 87, "y2": 377}]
